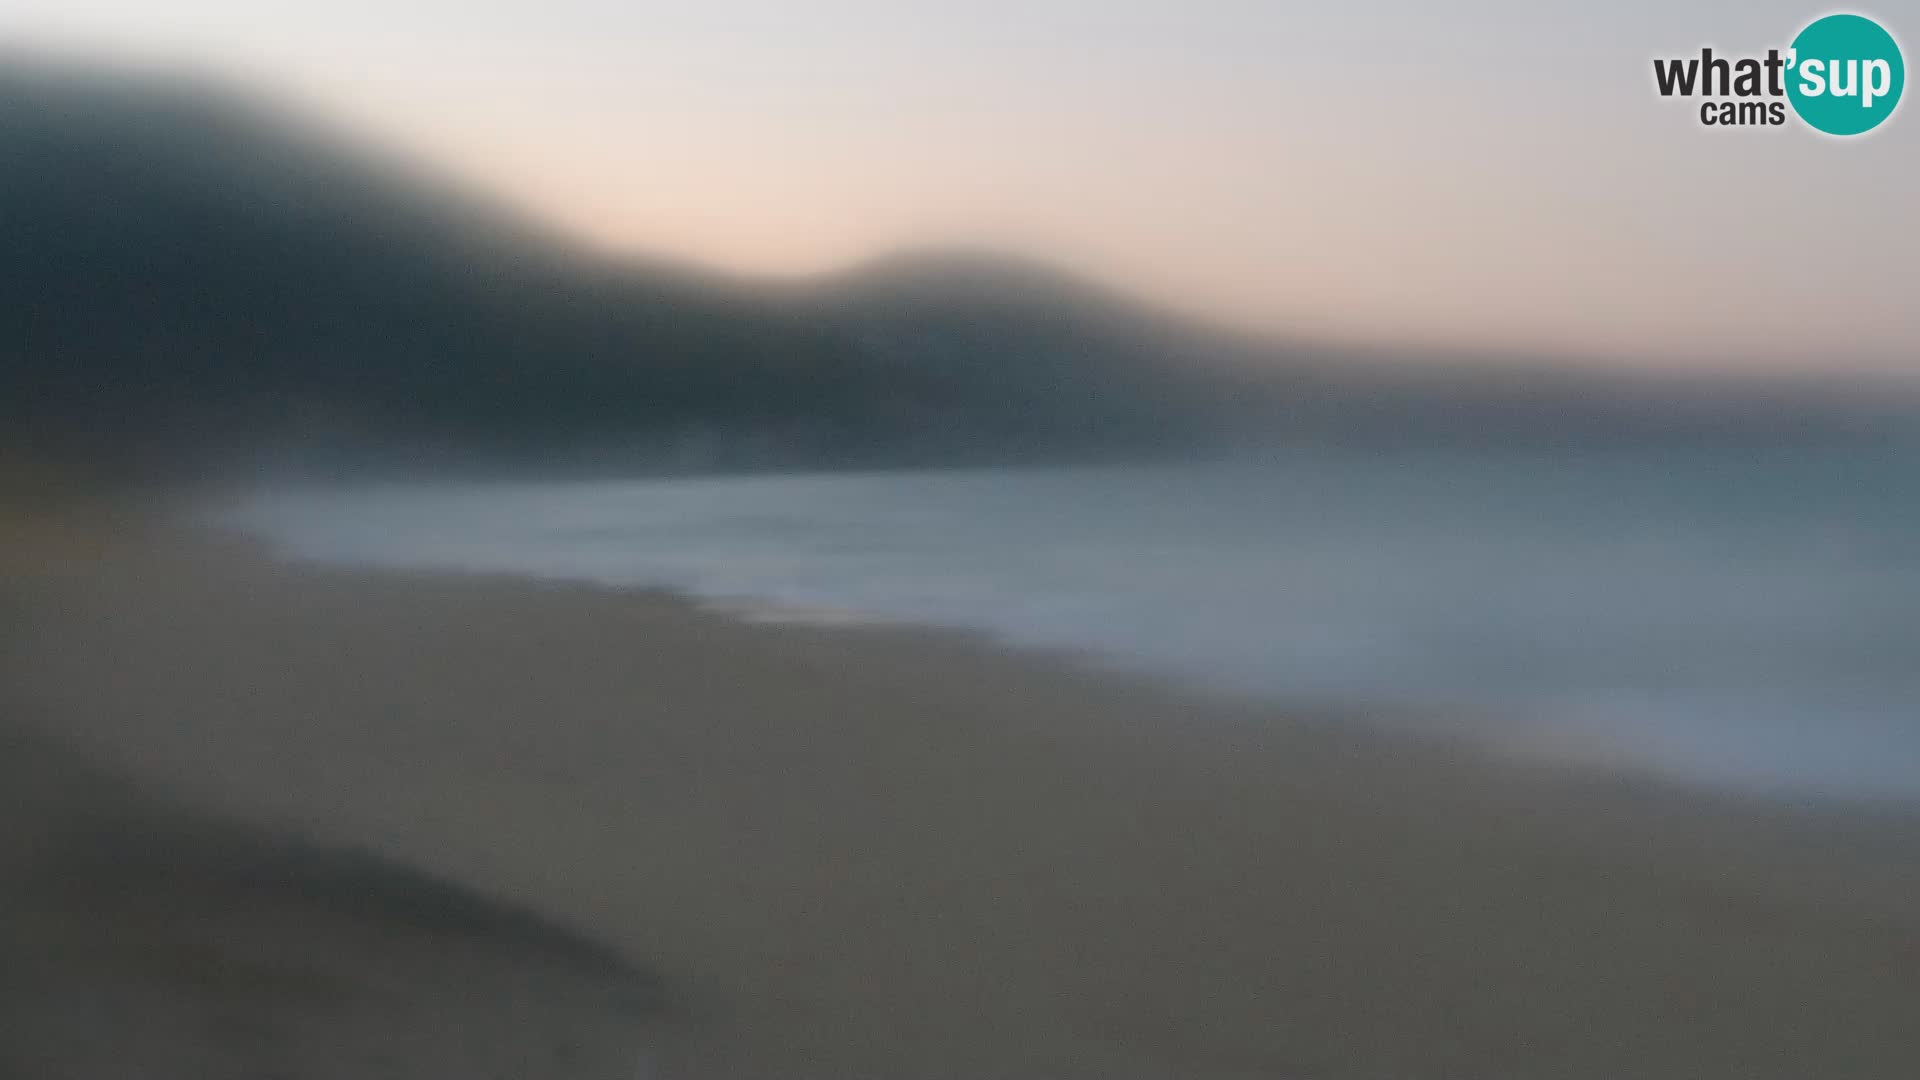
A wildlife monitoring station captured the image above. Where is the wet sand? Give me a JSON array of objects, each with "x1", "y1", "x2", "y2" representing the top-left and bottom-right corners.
[{"x1": 5, "y1": 514, "x2": 1919, "y2": 1078}]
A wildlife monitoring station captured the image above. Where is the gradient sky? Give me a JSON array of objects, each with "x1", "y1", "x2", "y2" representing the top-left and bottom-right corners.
[{"x1": 5, "y1": 1, "x2": 1916, "y2": 371}]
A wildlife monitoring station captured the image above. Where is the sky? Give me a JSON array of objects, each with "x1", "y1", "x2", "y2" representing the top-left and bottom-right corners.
[{"x1": 4, "y1": 1, "x2": 1916, "y2": 372}]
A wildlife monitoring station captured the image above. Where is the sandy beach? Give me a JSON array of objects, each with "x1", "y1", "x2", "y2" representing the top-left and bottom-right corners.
[{"x1": 5, "y1": 510, "x2": 1919, "y2": 1079}]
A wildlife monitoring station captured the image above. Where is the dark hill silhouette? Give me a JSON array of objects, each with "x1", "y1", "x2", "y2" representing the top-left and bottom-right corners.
[{"x1": 2, "y1": 55, "x2": 1912, "y2": 479}]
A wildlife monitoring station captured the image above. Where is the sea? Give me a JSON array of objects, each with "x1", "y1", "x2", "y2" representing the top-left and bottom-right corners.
[{"x1": 216, "y1": 444, "x2": 1920, "y2": 803}]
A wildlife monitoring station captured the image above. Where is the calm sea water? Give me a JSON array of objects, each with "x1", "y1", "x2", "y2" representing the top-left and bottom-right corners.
[{"x1": 219, "y1": 446, "x2": 1920, "y2": 801}]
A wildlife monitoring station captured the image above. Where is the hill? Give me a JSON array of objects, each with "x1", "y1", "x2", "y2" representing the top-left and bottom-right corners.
[{"x1": 2, "y1": 56, "x2": 1911, "y2": 480}]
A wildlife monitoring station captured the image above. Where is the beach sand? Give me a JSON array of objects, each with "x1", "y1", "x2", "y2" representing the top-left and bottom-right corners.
[{"x1": 4, "y1": 511, "x2": 1918, "y2": 1079}]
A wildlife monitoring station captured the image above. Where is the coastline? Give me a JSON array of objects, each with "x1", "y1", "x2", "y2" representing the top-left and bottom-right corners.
[{"x1": 6, "y1": 512, "x2": 1920, "y2": 1078}]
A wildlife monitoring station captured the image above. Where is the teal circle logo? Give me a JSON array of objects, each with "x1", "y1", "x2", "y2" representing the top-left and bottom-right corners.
[{"x1": 1786, "y1": 14, "x2": 1905, "y2": 135}]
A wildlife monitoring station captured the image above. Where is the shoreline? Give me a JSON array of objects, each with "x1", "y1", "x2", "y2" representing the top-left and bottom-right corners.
[
  {"x1": 206, "y1": 467, "x2": 1920, "y2": 811},
  {"x1": 208, "y1": 511, "x2": 1920, "y2": 816},
  {"x1": 7, "y1": 513, "x2": 1920, "y2": 1077}
]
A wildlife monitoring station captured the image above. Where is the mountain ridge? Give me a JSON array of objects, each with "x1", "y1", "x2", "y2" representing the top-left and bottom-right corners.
[{"x1": 3, "y1": 55, "x2": 1913, "y2": 480}]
